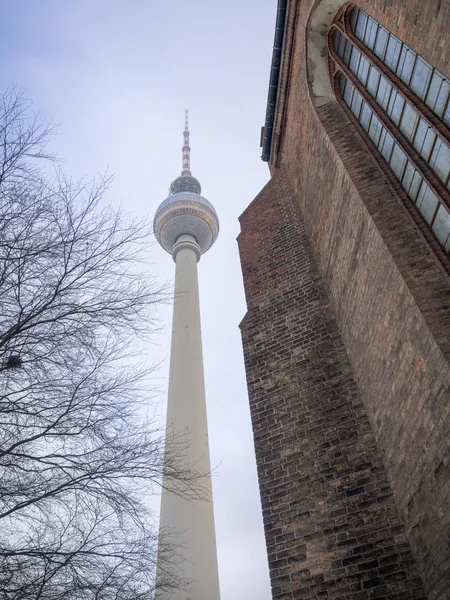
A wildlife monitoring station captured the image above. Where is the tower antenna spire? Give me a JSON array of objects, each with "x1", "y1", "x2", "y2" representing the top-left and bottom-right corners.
[
  {"x1": 182, "y1": 108, "x2": 191, "y2": 176},
  {"x1": 153, "y1": 114, "x2": 220, "y2": 598}
]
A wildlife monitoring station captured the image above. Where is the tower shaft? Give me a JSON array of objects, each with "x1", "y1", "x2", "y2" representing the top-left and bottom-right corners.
[{"x1": 156, "y1": 235, "x2": 221, "y2": 600}]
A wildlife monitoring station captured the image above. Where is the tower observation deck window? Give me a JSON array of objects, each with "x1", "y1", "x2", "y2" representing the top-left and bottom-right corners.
[{"x1": 328, "y1": 5, "x2": 450, "y2": 259}]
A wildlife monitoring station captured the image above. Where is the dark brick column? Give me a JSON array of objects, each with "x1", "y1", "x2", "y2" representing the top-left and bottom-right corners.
[{"x1": 238, "y1": 171, "x2": 426, "y2": 599}]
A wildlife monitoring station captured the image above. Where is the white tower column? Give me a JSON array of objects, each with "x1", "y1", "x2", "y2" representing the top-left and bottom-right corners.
[
  {"x1": 156, "y1": 235, "x2": 220, "y2": 599},
  {"x1": 154, "y1": 112, "x2": 220, "y2": 600}
]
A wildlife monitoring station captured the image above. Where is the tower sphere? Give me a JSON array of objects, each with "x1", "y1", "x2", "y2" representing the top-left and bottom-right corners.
[
  {"x1": 170, "y1": 174, "x2": 202, "y2": 195},
  {"x1": 153, "y1": 113, "x2": 219, "y2": 258},
  {"x1": 154, "y1": 190, "x2": 219, "y2": 256}
]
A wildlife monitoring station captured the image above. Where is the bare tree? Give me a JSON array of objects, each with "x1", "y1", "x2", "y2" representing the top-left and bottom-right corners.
[{"x1": 0, "y1": 89, "x2": 196, "y2": 599}]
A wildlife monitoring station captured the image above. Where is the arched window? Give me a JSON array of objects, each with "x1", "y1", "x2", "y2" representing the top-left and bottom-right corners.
[{"x1": 328, "y1": 5, "x2": 450, "y2": 256}]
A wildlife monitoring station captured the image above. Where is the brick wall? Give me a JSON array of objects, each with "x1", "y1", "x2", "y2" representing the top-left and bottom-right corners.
[
  {"x1": 238, "y1": 171, "x2": 426, "y2": 599},
  {"x1": 260, "y1": 0, "x2": 450, "y2": 597}
]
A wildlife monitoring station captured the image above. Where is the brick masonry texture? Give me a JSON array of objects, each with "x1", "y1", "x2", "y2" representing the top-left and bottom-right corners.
[
  {"x1": 238, "y1": 0, "x2": 450, "y2": 598},
  {"x1": 238, "y1": 171, "x2": 426, "y2": 599}
]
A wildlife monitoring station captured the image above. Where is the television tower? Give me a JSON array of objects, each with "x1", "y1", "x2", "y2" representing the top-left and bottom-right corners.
[{"x1": 153, "y1": 111, "x2": 221, "y2": 600}]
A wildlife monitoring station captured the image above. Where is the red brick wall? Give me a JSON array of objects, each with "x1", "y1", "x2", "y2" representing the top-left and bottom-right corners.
[
  {"x1": 238, "y1": 171, "x2": 425, "y2": 599},
  {"x1": 262, "y1": 0, "x2": 450, "y2": 597}
]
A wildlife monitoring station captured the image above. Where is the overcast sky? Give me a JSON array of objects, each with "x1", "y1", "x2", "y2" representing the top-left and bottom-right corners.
[{"x1": 0, "y1": 2, "x2": 275, "y2": 598}]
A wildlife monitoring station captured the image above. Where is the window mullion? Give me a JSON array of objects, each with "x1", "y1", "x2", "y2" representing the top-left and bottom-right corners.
[
  {"x1": 384, "y1": 81, "x2": 395, "y2": 114},
  {"x1": 409, "y1": 115, "x2": 422, "y2": 148},
  {"x1": 386, "y1": 137, "x2": 396, "y2": 164},
  {"x1": 397, "y1": 98, "x2": 408, "y2": 129},
  {"x1": 423, "y1": 67, "x2": 435, "y2": 103},
  {"x1": 432, "y1": 79, "x2": 445, "y2": 114},
  {"x1": 427, "y1": 135, "x2": 440, "y2": 167},
  {"x1": 407, "y1": 53, "x2": 420, "y2": 87},
  {"x1": 373, "y1": 70, "x2": 383, "y2": 100},
  {"x1": 391, "y1": 35, "x2": 403, "y2": 73},
  {"x1": 366, "y1": 110, "x2": 374, "y2": 133},
  {"x1": 445, "y1": 170, "x2": 450, "y2": 189},
  {"x1": 398, "y1": 156, "x2": 408, "y2": 182},
  {"x1": 355, "y1": 93, "x2": 364, "y2": 121},
  {"x1": 442, "y1": 94, "x2": 450, "y2": 122},
  {"x1": 372, "y1": 23, "x2": 380, "y2": 55},
  {"x1": 359, "y1": 11, "x2": 368, "y2": 41},
  {"x1": 430, "y1": 203, "x2": 441, "y2": 228}
]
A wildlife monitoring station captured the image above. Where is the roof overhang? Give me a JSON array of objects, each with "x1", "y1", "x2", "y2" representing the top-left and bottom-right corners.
[{"x1": 261, "y1": 0, "x2": 296, "y2": 167}]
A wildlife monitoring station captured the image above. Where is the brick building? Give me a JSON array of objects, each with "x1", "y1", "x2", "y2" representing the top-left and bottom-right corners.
[{"x1": 238, "y1": 1, "x2": 450, "y2": 599}]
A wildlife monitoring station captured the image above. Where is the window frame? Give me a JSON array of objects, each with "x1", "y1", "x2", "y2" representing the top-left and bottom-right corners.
[{"x1": 328, "y1": 4, "x2": 450, "y2": 270}]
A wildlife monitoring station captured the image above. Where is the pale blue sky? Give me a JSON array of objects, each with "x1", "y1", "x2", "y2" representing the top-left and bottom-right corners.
[{"x1": 0, "y1": 2, "x2": 274, "y2": 598}]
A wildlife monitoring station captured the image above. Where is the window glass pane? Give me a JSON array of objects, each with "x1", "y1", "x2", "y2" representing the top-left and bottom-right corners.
[
  {"x1": 343, "y1": 79, "x2": 354, "y2": 105},
  {"x1": 350, "y1": 9, "x2": 450, "y2": 127},
  {"x1": 367, "y1": 67, "x2": 380, "y2": 97},
  {"x1": 396, "y1": 46, "x2": 417, "y2": 85},
  {"x1": 412, "y1": 120, "x2": 427, "y2": 151},
  {"x1": 364, "y1": 17, "x2": 378, "y2": 49},
  {"x1": 389, "y1": 144, "x2": 407, "y2": 178},
  {"x1": 350, "y1": 88, "x2": 363, "y2": 117},
  {"x1": 408, "y1": 171, "x2": 423, "y2": 201},
  {"x1": 433, "y1": 80, "x2": 450, "y2": 118},
  {"x1": 376, "y1": 76, "x2": 393, "y2": 110},
  {"x1": 360, "y1": 103, "x2": 372, "y2": 131},
  {"x1": 335, "y1": 31, "x2": 346, "y2": 57},
  {"x1": 384, "y1": 35, "x2": 402, "y2": 71},
  {"x1": 421, "y1": 128, "x2": 437, "y2": 161},
  {"x1": 401, "y1": 162, "x2": 416, "y2": 193},
  {"x1": 410, "y1": 57, "x2": 432, "y2": 100},
  {"x1": 350, "y1": 7, "x2": 359, "y2": 32},
  {"x1": 368, "y1": 114, "x2": 383, "y2": 145},
  {"x1": 377, "y1": 128, "x2": 387, "y2": 150},
  {"x1": 430, "y1": 140, "x2": 450, "y2": 185},
  {"x1": 354, "y1": 9, "x2": 368, "y2": 40},
  {"x1": 380, "y1": 130, "x2": 394, "y2": 161},
  {"x1": 425, "y1": 71, "x2": 446, "y2": 111},
  {"x1": 334, "y1": 30, "x2": 341, "y2": 54},
  {"x1": 343, "y1": 39, "x2": 352, "y2": 65},
  {"x1": 399, "y1": 103, "x2": 419, "y2": 141},
  {"x1": 388, "y1": 92, "x2": 405, "y2": 125},
  {"x1": 357, "y1": 56, "x2": 370, "y2": 86},
  {"x1": 374, "y1": 27, "x2": 389, "y2": 60},
  {"x1": 412, "y1": 121, "x2": 436, "y2": 161},
  {"x1": 343, "y1": 7, "x2": 450, "y2": 253},
  {"x1": 444, "y1": 102, "x2": 450, "y2": 128},
  {"x1": 349, "y1": 47, "x2": 361, "y2": 73},
  {"x1": 416, "y1": 184, "x2": 439, "y2": 224},
  {"x1": 432, "y1": 205, "x2": 450, "y2": 249}
]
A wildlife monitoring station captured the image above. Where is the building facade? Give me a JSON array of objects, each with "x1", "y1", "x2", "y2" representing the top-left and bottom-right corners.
[{"x1": 238, "y1": 1, "x2": 450, "y2": 599}]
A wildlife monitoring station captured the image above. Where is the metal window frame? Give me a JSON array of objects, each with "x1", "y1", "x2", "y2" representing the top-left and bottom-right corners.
[
  {"x1": 329, "y1": 28, "x2": 450, "y2": 209},
  {"x1": 328, "y1": 5, "x2": 450, "y2": 268}
]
